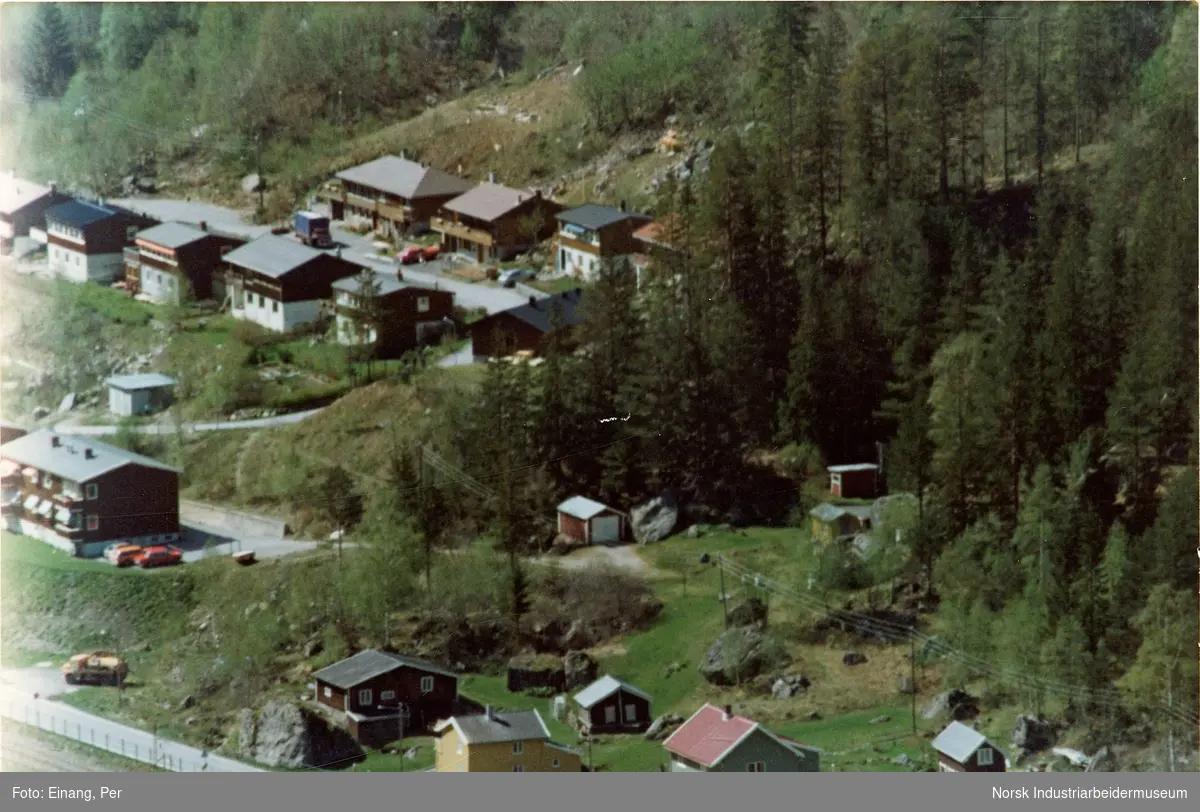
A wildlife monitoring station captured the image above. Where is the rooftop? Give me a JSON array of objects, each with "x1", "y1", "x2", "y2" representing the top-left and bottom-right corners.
[
  {"x1": 106, "y1": 373, "x2": 177, "y2": 391},
  {"x1": 442, "y1": 182, "x2": 543, "y2": 222},
  {"x1": 557, "y1": 495, "x2": 615, "y2": 521},
  {"x1": 828, "y1": 463, "x2": 879, "y2": 473},
  {"x1": 135, "y1": 222, "x2": 208, "y2": 250},
  {"x1": 632, "y1": 214, "x2": 683, "y2": 248},
  {"x1": 556, "y1": 203, "x2": 651, "y2": 232},
  {"x1": 0, "y1": 429, "x2": 180, "y2": 483},
  {"x1": 223, "y1": 234, "x2": 336, "y2": 279},
  {"x1": 45, "y1": 200, "x2": 120, "y2": 230},
  {"x1": 434, "y1": 708, "x2": 551, "y2": 746},
  {"x1": 336, "y1": 155, "x2": 474, "y2": 201},
  {"x1": 311, "y1": 649, "x2": 458, "y2": 690},
  {"x1": 573, "y1": 675, "x2": 652, "y2": 710},
  {"x1": 477, "y1": 289, "x2": 585, "y2": 335},
  {"x1": 663, "y1": 704, "x2": 816, "y2": 769},
  {"x1": 0, "y1": 173, "x2": 55, "y2": 216},
  {"x1": 331, "y1": 269, "x2": 440, "y2": 297},
  {"x1": 932, "y1": 721, "x2": 992, "y2": 763}
]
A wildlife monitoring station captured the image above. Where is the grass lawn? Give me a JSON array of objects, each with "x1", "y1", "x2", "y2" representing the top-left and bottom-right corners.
[
  {"x1": 0, "y1": 534, "x2": 133, "y2": 575},
  {"x1": 0, "y1": 718, "x2": 166, "y2": 772},
  {"x1": 528, "y1": 276, "x2": 585, "y2": 295},
  {"x1": 353, "y1": 737, "x2": 437, "y2": 772}
]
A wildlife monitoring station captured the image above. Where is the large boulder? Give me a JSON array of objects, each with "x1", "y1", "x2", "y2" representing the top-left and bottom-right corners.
[
  {"x1": 241, "y1": 173, "x2": 264, "y2": 194},
  {"x1": 237, "y1": 701, "x2": 364, "y2": 769},
  {"x1": 699, "y1": 627, "x2": 775, "y2": 686},
  {"x1": 1011, "y1": 715, "x2": 1061, "y2": 754},
  {"x1": 770, "y1": 674, "x2": 811, "y2": 700},
  {"x1": 644, "y1": 713, "x2": 684, "y2": 741},
  {"x1": 842, "y1": 651, "x2": 868, "y2": 666},
  {"x1": 728, "y1": 598, "x2": 768, "y2": 628},
  {"x1": 921, "y1": 689, "x2": 980, "y2": 721},
  {"x1": 631, "y1": 490, "x2": 678, "y2": 544},
  {"x1": 563, "y1": 651, "x2": 598, "y2": 690}
]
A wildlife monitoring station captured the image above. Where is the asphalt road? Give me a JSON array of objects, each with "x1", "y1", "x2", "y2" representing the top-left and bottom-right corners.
[{"x1": 0, "y1": 672, "x2": 263, "y2": 772}]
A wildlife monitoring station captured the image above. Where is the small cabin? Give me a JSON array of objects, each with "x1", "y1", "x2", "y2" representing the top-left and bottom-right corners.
[
  {"x1": 106, "y1": 373, "x2": 176, "y2": 417},
  {"x1": 572, "y1": 675, "x2": 652, "y2": 734},
  {"x1": 556, "y1": 496, "x2": 626, "y2": 545},
  {"x1": 828, "y1": 463, "x2": 882, "y2": 499},
  {"x1": 932, "y1": 721, "x2": 1008, "y2": 773}
]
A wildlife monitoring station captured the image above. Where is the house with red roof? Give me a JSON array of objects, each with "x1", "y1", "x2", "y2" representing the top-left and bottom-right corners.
[{"x1": 662, "y1": 703, "x2": 821, "y2": 773}]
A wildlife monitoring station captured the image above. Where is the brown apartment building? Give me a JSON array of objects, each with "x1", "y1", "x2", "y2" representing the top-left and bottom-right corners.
[
  {"x1": 326, "y1": 154, "x2": 475, "y2": 239},
  {"x1": 0, "y1": 430, "x2": 180, "y2": 558},
  {"x1": 433, "y1": 178, "x2": 563, "y2": 263},
  {"x1": 330, "y1": 269, "x2": 456, "y2": 358},
  {"x1": 125, "y1": 221, "x2": 245, "y2": 304}
]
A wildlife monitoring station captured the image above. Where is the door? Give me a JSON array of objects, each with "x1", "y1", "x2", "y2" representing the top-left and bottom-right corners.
[
  {"x1": 592, "y1": 515, "x2": 621, "y2": 544},
  {"x1": 604, "y1": 706, "x2": 617, "y2": 725}
]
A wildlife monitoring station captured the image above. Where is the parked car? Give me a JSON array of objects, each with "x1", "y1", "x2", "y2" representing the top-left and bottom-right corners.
[
  {"x1": 104, "y1": 543, "x2": 143, "y2": 567},
  {"x1": 498, "y1": 269, "x2": 536, "y2": 288},
  {"x1": 398, "y1": 246, "x2": 423, "y2": 265},
  {"x1": 134, "y1": 545, "x2": 184, "y2": 569},
  {"x1": 421, "y1": 244, "x2": 441, "y2": 261}
]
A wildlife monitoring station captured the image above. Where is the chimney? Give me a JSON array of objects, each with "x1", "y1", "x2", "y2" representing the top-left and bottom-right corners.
[
  {"x1": 534, "y1": 189, "x2": 542, "y2": 199},
  {"x1": 336, "y1": 247, "x2": 343, "y2": 259},
  {"x1": 528, "y1": 295, "x2": 537, "y2": 307},
  {"x1": 50, "y1": 436, "x2": 60, "y2": 448},
  {"x1": 84, "y1": 448, "x2": 95, "y2": 460},
  {"x1": 488, "y1": 172, "x2": 496, "y2": 183},
  {"x1": 49, "y1": 182, "x2": 58, "y2": 196},
  {"x1": 619, "y1": 199, "x2": 627, "y2": 212},
  {"x1": 485, "y1": 705, "x2": 495, "y2": 721},
  {"x1": 199, "y1": 220, "x2": 208, "y2": 232},
  {"x1": 723, "y1": 705, "x2": 732, "y2": 721},
  {"x1": 400, "y1": 149, "x2": 407, "y2": 160}
]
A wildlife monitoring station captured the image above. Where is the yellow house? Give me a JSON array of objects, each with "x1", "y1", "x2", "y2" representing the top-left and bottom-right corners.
[{"x1": 433, "y1": 706, "x2": 583, "y2": 773}]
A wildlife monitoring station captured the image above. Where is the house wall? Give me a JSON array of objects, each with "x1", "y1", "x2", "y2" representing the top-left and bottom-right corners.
[
  {"x1": 470, "y1": 313, "x2": 548, "y2": 360},
  {"x1": 49, "y1": 243, "x2": 124, "y2": 283},
  {"x1": 318, "y1": 666, "x2": 458, "y2": 736},
  {"x1": 316, "y1": 680, "x2": 348, "y2": 714},
  {"x1": 936, "y1": 747, "x2": 1005, "y2": 773},
  {"x1": 335, "y1": 287, "x2": 455, "y2": 358},
  {"x1": 714, "y1": 730, "x2": 819, "y2": 773},
  {"x1": 581, "y1": 689, "x2": 651, "y2": 733},
  {"x1": 0, "y1": 192, "x2": 63, "y2": 252},
  {"x1": 443, "y1": 738, "x2": 579, "y2": 773},
  {"x1": 832, "y1": 469, "x2": 878, "y2": 499},
  {"x1": 558, "y1": 512, "x2": 588, "y2": 543},
  {"x1": 436, "y1": 728, "x2": 469, "y2": 772}
]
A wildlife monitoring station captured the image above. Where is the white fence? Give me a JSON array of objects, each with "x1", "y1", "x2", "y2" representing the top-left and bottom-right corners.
[{"x1": 0, "y1": 695, "x2": 262, "y2": 772}]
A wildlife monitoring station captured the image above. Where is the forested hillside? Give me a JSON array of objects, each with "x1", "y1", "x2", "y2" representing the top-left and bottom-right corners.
[{"x1": 2, "y1": 1, "x2": 1196, "y2": 760}]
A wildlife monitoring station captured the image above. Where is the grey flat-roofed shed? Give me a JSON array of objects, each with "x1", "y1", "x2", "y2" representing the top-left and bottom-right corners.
[{"x1": 106, "y1": 373, "x2": 177, "y2": 417}]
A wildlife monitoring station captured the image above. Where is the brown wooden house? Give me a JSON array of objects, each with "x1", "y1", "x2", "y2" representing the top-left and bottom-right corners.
[
  {"x1": 828, "y1": 463, "x2": 882, "y2": 499},
  {"x1": 572, "y1": 675, "x2": 652, "y2": 734},
  {"x1": 0, "y1": 429, "x2": 180, "y2": 558},
  {"x1": 125, "y1": 221, "x2": 245, "y2": 304},
  {"x1": 0, "y1": 173, "x2": 67, "y2": 255},
  {"x1": 469, "y1": 289, "x2": 585, "y2": 361},
  {"x1": 433, "y1": 178, "x2": 563, "y2": 263},
  {"x1": 223, "y1": 236, "x2": 362, "y2": 333},
  {"x1": 0, "y1": 421, "x2": 27, "y2": 445},
  {"x1": 330, "y1": 269, "x2": 456, "y2": 357},
  {"x1": 932, "y1": 721, "x2": 1007, "y2": 773},
  {"x1": 312, "y1": 649, "x2": 460, "y2": 747},
  {"x1": 327, "y1": 154, "x2": 475, "y2": 239},
  {"x1": 45, "y1": 200, "x2": 156, "y2": 285}
]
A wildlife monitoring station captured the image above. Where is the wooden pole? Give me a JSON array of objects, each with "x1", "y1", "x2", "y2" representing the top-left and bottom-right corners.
[{"x1": 718, "y1": 555, "x2": 729, "y2": 630}]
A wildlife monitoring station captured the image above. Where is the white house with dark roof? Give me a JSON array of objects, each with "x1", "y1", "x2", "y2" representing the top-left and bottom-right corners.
[
  {"x1": 222, "y1": 235, "x2": 361, "y2": 333},
  {"x1": 554, "y1": 203, "x2": 652, "y2": 282},
  {"x1": 0, "y1": 430, "x2": 180, "y2": 557}
]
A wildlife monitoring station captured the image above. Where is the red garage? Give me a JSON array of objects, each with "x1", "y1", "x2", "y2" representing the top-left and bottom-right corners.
[
  {"x1": 556, "y1": 496, "x2": 626, "y2": 545},
  {"x1": 827, "y1": 463, "x2": 882, "y2": 499}
]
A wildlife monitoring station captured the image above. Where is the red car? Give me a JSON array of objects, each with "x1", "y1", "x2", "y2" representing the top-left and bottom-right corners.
[
  {"x1": 135, "y1": 545, "x2": 184, "y2": 569},
  {"x1": 421, "y1": 244, "x2": 441, "y2": 261},
  {"x1": 398, "y1": 246, "x2": 423, "y2": 265}
]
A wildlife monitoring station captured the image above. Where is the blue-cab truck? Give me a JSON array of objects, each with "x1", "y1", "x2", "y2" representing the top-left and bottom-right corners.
[{"x1": 294, "y1": 211, "x2": 332, "y2": 248}]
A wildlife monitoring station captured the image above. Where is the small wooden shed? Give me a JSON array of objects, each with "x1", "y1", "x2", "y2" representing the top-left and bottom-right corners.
[
  {"x1": 573, "y1": 674, "x2": 652, "y2": 734},
  {"x1": 932, "y1": 721, "x2": 1008, "y2": 773},
  {"x1": 556, "y1": 496, "x2": 625, "y2": 545},
  {"x1": 827, "y1": 463, "x2": 882, "y2": 499}
]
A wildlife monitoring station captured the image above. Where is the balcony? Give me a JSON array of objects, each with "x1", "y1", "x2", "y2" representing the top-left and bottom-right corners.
[{"x1": 430, "y1": 217, "x2": 493, "y2": 247}]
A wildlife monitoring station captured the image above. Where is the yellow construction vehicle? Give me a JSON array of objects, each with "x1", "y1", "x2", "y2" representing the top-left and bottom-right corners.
[{"x1": 62, "y1": 651, "x2": 128, "y2": 686}]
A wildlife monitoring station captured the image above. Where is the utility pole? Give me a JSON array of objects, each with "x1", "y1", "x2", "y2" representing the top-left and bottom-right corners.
[
  {"x1": 1035, "y1": 17, "x2": 1046, "y2": 186},
  {"x1": 718, "y1": 555, "x2": 729, "y2": 630},
  {"x1": 1002, "y1": 31, "x2": 1010, "y2": 188},
  {"x1": 909, "y1": 627, "x2": 917, "y2": 735},
  {"x1": 255, "y1": 129, "x2": 265, "y2": 212}
]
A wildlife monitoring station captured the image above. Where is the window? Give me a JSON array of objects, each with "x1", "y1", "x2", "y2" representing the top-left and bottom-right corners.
[
  {"x1": 512, "y1": 742, "x2": 523, "y2": 755},
  {"x1": 604, "y1": 706, "x2": 617, "y2": 724},
  {"x1": 456, "y1": 742, "x2": 463, "y2": 756},
  {"x1": 552, "y1": 759, "x2": 560, "y2": 768},
  {"x1": 86, "y1": 515, "x2": 99, "y2": 531},
  {"x1": 512, "y1": 765, "x2": 524, "y2": 773},
  {"x1": 747, "y1": 762, "x2": 766, "y2": 772},
  {"x1": 624, "y1": 704, "x2": 637, "y2": 722},
  {"x1": 85, "y1": 484, "x2": 98, "y2": 500},
  {"x1": 323, "y1": 687, "x2": 332, "y2": 698},
  {"x1": 417, "y1": 296, "x2": 430, "y2": 313},
  {"x1": 380, "y1": 690, "x2": 395, "y2": 701},
  {"x1": 977, "y1": 747, "x2": 994, "y2": 767},
  {"x1": 358, "y1": 688, "x2": 373, "y2": 706},
  {"x1": 272, "y1": 300, "x2": 278, "y2": 313},
  {"x1": 420, "y1": 676, "x2": 434, "y2": 694}
]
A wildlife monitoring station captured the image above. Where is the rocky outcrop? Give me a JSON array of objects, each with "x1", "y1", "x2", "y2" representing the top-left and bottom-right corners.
[
  {"x1": 236, "y1": 701, "x2": 364, "y2": 769},
  {"x1": 631, "y1": 490, "x2": 678, "y2": 544},
  {"x1": 506, "y1": 654, "x2": 566, "y2": 693},
  {"x1": 644, "y1": 713, "x2": 684, "y2": 741},
  {"x1": 921, "y1": 690, "x2": 980, "y2": 721},
  {"x1": 770, "y1": 674, "x2": 811, "y2": 700},
  {"x1": 700, "y1": 627, "x2": 781, "y2": 686},
  {"x1": 1011, "y1": 715, "x2": 1063, "y2": 754},
  {"x1": 728, "y1": 598, "x2": 768, "y2": 629},
  {"x1": 563, "y1": 650, "x2": 598, "y2": 690}
]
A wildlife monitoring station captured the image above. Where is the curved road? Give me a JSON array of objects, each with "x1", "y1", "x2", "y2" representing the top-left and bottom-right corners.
[{"x1": 50, "y1": 408, "x2": 325, "y2": 437}]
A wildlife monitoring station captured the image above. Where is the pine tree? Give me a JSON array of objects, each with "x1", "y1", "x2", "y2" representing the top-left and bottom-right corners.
[
  {"x1": 1140, "y1": 467, "x2": 1199, "y2": 591},
  {"x1": 1012, "y1": 464, "x2": 1067, "y2": 619},
  {"x1": 1041, "y1": 615, "x2": 1093, "y2": 714},
  {"x1": 23, "y1": 3, "x2": 75, "y2": 98}
]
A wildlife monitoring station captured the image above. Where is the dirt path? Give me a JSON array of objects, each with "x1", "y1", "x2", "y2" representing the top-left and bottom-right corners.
[{"x1": 534, "y1": 544, "x2": 661, "y2": 577}]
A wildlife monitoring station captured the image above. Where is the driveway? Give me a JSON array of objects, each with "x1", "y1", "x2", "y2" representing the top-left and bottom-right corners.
[
  {"x1": 438, "y1": 341, "x2": 475, "y2": 368},
  {"x1": 177, "y1": 522, "x2": 322, "y2": 563},
  {"x1": 49, "y1": 408, "x2": 325, "y2": 436},
  {"x1": 535, "y1": 543, "x2": 656, "y2": 575},
  {"x1": 0, "y1": 674, "x2": 263, "y2": 772}
]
